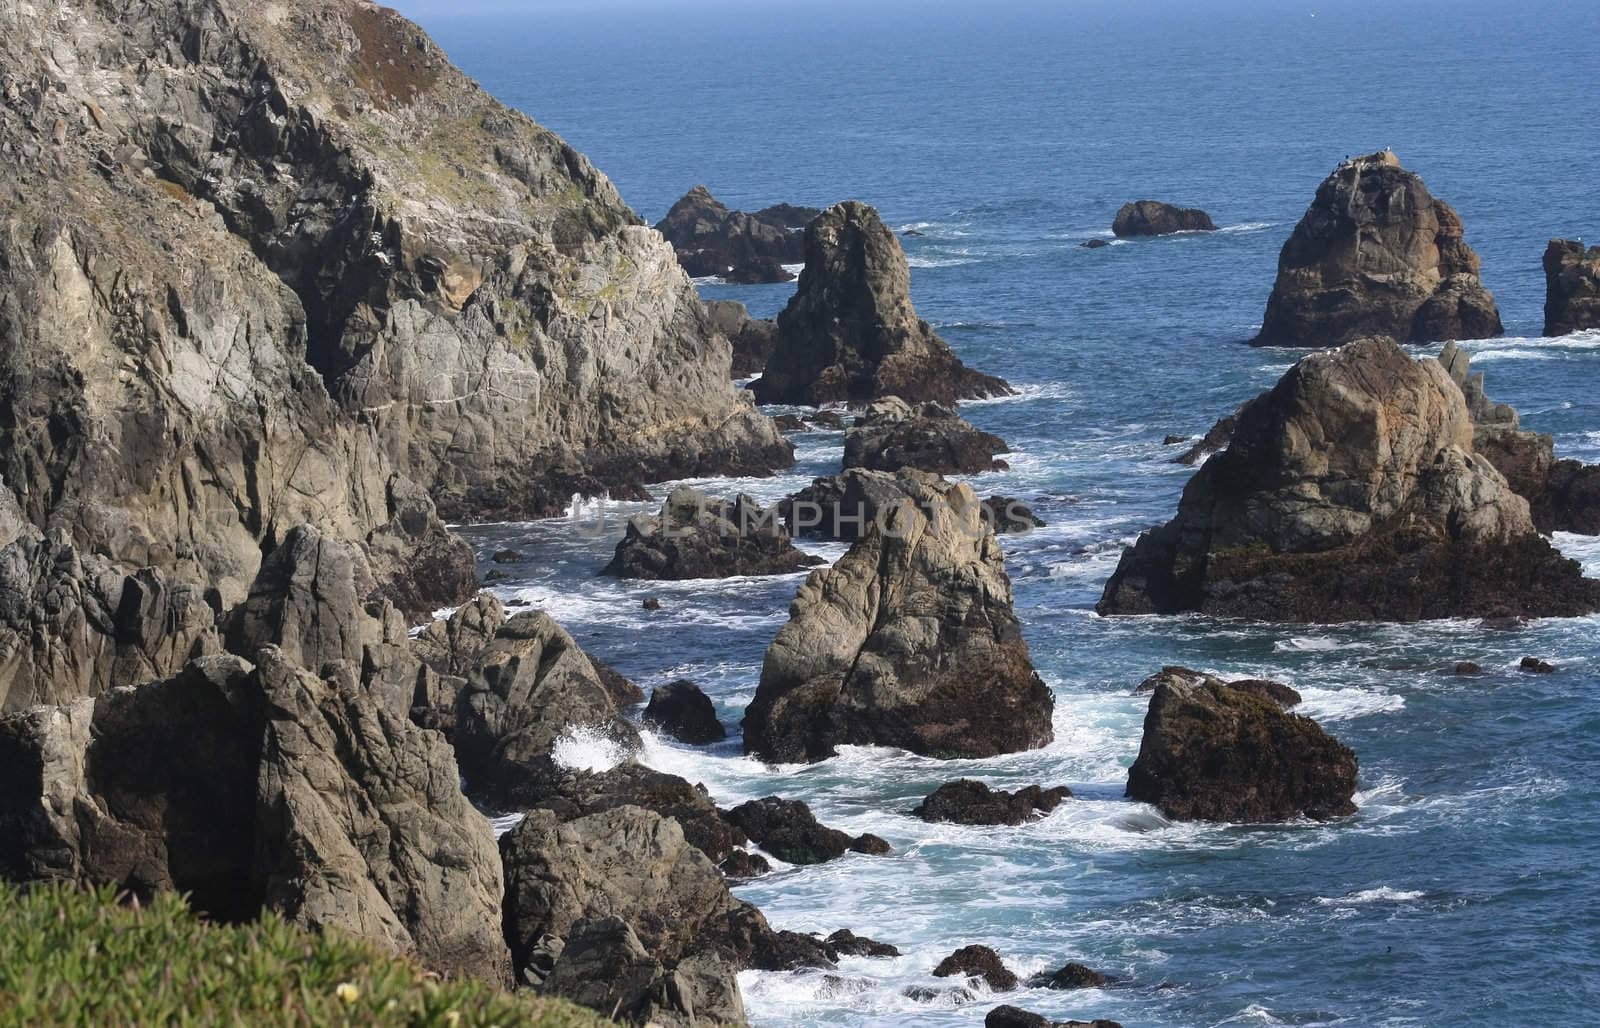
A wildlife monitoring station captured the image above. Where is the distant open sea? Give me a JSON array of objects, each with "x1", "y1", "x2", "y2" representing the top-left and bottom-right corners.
[{"x1": 412, "y1": 2, "x2": 1600, "y2": 1024}]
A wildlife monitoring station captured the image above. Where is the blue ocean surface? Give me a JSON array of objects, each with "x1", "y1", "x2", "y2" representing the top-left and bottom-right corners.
[{"x1": 412, "y1": 2, "x2": 1600, "y2": 1024}]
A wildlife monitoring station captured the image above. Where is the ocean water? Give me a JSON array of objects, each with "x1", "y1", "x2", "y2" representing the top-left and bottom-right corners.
[{"x1": 414, "y1": 2, "x2": 1600, "y2": 1025}]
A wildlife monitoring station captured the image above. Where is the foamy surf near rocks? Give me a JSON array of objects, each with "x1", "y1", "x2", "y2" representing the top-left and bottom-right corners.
[
  {"x1": 744, "y1": 476, "x2": 1054, "y2": 762},
  {"x1": 750, "y1": 202, "x2": 1012, "y2": 405},
  {"x1": 1251, "y1": 151, "x2": 1502, "y2": 347},
  {"x1": 1098, "y1": 337, "x2": 1600, "y2": 622},
  {"x1": 1127, "y1": 675, "x2": 1358, "y2": 822}
]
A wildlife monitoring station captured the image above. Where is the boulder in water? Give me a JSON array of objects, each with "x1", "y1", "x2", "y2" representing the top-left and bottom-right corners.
[
  {"x1": 933, "y1": 945, "x2": 1018, "y2": 991},
  {"x1": 912, "y1": 780, "x2": 1071, "y2": 825},
  {"x1": 987, "y1": 1007, "x2": 1124, "y2": 1028},
  {"x1": 1112, "y1": 200, "x2": 1215, "y2": 237},
  {"x1": 723, "y1": 796, "x2": 890, "y2": 865},
  {"x1": 843, "y1": 398, "x2": 1010, "y2": 475},
  {"x1": 644, "y1": 679, "x2": 728, "y2": 744},
  {"x1": 1252, "y1": 151, "x2": 1502, "y2": 347},
  {"x1": 602, "y1": 486, "x2": 824, "y2": 581}
]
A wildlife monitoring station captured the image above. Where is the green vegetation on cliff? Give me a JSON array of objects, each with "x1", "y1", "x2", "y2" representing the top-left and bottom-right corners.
[{"x1": 0, "y1": 884, "x2": 603, "y2": 1028}]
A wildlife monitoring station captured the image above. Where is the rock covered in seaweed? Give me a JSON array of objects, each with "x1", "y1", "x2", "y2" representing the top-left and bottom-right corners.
[
  {"x1": 1099, "y1": 338, "x2": 1600, "y2": 622},
  {"x1": 1126, "y1": 676, "x2": 1358, "y2": 823},
  {"x1": 745, "y1": 476, "x2": 1053, "y2": 762},
  {"x1": 1252, "y1": 151, "x2": 1502, "y2": 347},
  {"x1": 750, "y1": 202, "x2": 1011, "y2": 405}
]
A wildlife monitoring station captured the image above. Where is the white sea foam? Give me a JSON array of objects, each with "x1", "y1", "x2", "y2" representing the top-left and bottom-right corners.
[
  {"x1": 1315, "y1": 887, "x2": 1425, "y2": 905},
  {"x1": 962, "y1": 381, "x2": 1075, "y2": 405},
  {"x1": 550, "y1": 725, "x2": 630, "y2": 772},
  {"x1": 1217, "y1": 220, "x2": 1278, "y2": 233},
  {"x1": 1294, "y1": 686, "x2": 1405, "y2": 721},
  {"x1": 906, "y1": 254, "x2": 978, "y2": 268}
]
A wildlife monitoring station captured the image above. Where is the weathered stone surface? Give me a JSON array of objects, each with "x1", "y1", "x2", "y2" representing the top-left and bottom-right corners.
[
  {"x1": 751, "y1": 202, "x2": 1011, "y2": 405},
  {"x1": 747, "y1": 477, "x2": 1053, "y2": 762},
  {"x1": 912, "y1": 779, "x2": 1071, "y2": 826},
  {"x1": 933, "y1": 945, "x2": 1018, "y2": 991},
  {"x1": 644, "y1": 679, "x2": 728, "y2": 744},
  {"x1": 602, "y1": 486, "x2": 823, "y2": 581},
  {"x1": 1252, "y1": 151, "x2": 1502, "y2": 347},
  {"x1": 1099, "y1": 338, "x2": 1600, "y2": 622},
  {"x1": 453, "y1": 611, "x2": 639, "y2": 809},
  {"x1": 723, "y1": 796, "x2": 888, "y2": 865},
  {"x1": 1133, "y1": 667, "x2": 1301, "y2": 708},
  {"x1": 253, "y1": 648, "x2": 512, "y2": 983},
  {"x1": 542, "y1": 916, "x2": 748, "y2": 1027},
  {"x1": 1127, "y1": 677, "x2": 1358, "y2": 823},
  {"x1": 705, "y1": 300, "x2": 780, "y2": 378},
  {"x1": 1544, "y1": 239, "x2": 1600, "y2": 336},
  {"x1": 1112, "y1": 200, "x2": 1215, "y2": 237},
  {"x1": 654, "y1": 186, "x2": 817, "y2": 284},
  {"x1": 529, "y1": 762, "x2": 747, "y2": 864},
  {"x1": 843, "y1": 398, "x2": 1010, "y2": 475}
]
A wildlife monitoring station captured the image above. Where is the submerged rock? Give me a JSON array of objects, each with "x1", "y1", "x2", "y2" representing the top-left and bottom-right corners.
[
  {"x1": 1112, "y1": 200, "x2": 1215, "y2": 237},
  {"x1": 1099, "y1": 338, "x2": 1600, "y2": 622},
  {"x1": 1127, "y1": 677, "x2": 1358, "y2": 822},
  {"x1": 933, "y1": 945, "x2": 1018, "y2": 991},
  {"x1": 1543, "y1": 239, "x2": 1600, "y2": 336},
  {"x1": 745, "y1": 477, "x2": 1053, "y2": 762},
  {"x1": 1252, "y1": 151, "x2": 1502, "y2": 347},
  {"x1": 912, "y1": 780, "x2": 1071, "y2": 825},
  {"x1": 723, "y1": 797, "x2": 889, "y2": 865},
  {"x1": 751, "y1": 202, "x2": 1011, "y2": 405},
  {"x1": 644, "y1": 679, "x2": 728, "y2": 744},
  {"x1": 1520, "y1": 656, "x2": 1555, "y2": 674},
  {"x1": 655, "y1": 185, "x2": 817, "y2": 283},
  {"x1": 843, "y1": 398, "x2": 1010, "y2": 475},
  {"x1": 602, "y1": 486, "x2": 823, "y2": 581}
]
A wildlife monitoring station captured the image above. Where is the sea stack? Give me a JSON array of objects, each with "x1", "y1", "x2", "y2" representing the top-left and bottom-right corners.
[
  {"x1": 1251, "y1": 151, "x2": 1502, "y2": 347},
  {"x1": 654, "y1": 185, "x2": 820, "y2": 284},
  {"x1": 750, "y1": 202, "x2": 1012, "y2": 405},
  {"x1": 1112, "y1": 200, "x2": 1216, "y2": 237},
  {"x1": 1543, "y1": 239, "x2": 1600, "y2": 336},
  {"x1": 1098, "y1": 337, "x2": 1600, "y2": 622},
  {"x1": 744, "y1": 476, "x2": 1053, "y2": 762}
]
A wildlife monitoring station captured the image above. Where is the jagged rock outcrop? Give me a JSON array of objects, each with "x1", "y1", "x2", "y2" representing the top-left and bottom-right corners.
[
  {"x1": 601, "y1": 486, "x2": 823, "y2": 581},
  {"x1": 526, "y1": 762, "x2": 748, "y2": 865},
  {"x1": 912, "y1": 780, "x2": 1071, "y2": 826},
  {"x1": 843, "y1": 398, "x2": 1010, "y2": 475},
  {"x1": 453, "y1": 611, "x2": 640, "y2": 809},
  {"x1": 1127, "y1": 676, "x2": 1358, "y2": 822},
  {"x1": 1133, "y1": 667, "x2": 1301, "y2": 708},
  {"x1": 722, "y1": 797, "x2": 889, "y2": 865},
  {"x1": 784, "y1": 467, "x2": 1016, "y2": 543},
  {"x1": 1098, "y1": 338, "x2": 1600, "y2": 622},
  {"x1": 643, "y1": 679, "x2": 727, "y2": 745},
  {"x1": 745, "y1": 476, "x2": 1054, "y2": 762},
  {"x1": 0, "y1": 3, "x2": 791, "y2": 637},
  {"x1": 1112, "y1": 200, "x2": 1215, "y2": 237},
  {"x1": 654, "y1": 186, "x2": 818, "y2": 284},
  {"x1": 1173, "y1": 410, "x2": 1241, "y2": 466},
  {"x1": 750, "y1": 202, "x2": 1011, "y2": 405},
  {"x1": 1438, "y1": 341, "x2": 1600, "y2": 535},
  {"x1": 934, "y1": 945, "x2": 1018, "y2": 991},
  {"x1": 1544, "y1": 239, "x2": 1600, "y2": 336},
  {"x1": 499, "y1": 805, "x2": 817, "y2": 1019},
  {"x1": 704, "y1": 300, "x2": 779, "y2": 378},
  {"x1": 1252, "y1": 151, "x2": 1502, "y2": 347}
]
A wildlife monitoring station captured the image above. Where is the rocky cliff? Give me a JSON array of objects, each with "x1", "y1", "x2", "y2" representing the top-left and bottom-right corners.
[
  {"x1": 750, "y1": 202, "x2": 1011, "y2": 405},
  {"x1": 1098, "y1": 338, "x2": 1600, "y2": 622},
  {"x1": 0, "y1": 0, "x2": 790, "y2": 665},
  {"x1": 1252, "y1": 151, "x2": 1502, "y2": 347},
  {"x1": 1544, "y1": 239, "x2": 1600, "y2": 336}
]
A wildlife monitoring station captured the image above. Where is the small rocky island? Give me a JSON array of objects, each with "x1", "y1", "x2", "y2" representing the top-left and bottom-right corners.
[
  {"x1": 654, "y1": 185, "x2": 820, "y2": 283},
  {"x1": 1112, "y1": 200, "x2": 1216, "y2": 236},
  {"x1": 1252, "y1": 150, "x2": 1503, "y2": 347},
  {"x1": 1543, "y1": 238, "x2": 1600, "y2": 335},
  {"x1": 750, "y1": 201, "x2": 1013, "y2": 405}
]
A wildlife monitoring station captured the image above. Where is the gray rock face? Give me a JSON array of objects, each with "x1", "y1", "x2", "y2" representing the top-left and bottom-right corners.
[
  {"x1": 1099, "y1": 338, "x2": 1600, "y2": 622},
  {"x1": 542, "y1": 916, "x2": 748, "y2": 1027},
  {"x1": 750, "y1": 202, "x2": 1011, "y2": 405},
  {"x1": 602, "y1": 486, "x2": 824, "y2": 581},
  {"x1": 253, "y1": 648, "x2": 512, "y2": 983},
  {"x1": 1112, "y1": 200, "x2": 1215, "y2": 236},
  {"x1": 843, "y1": 398, "x2": 1010, "y2": 475},
  {"x1": 1252, "y1": 151, "x2": 1502, "y2": 347},
  {"x1": 704, "y1": 299, "x2": 779, "y2": 378},
  {"x1": 0, "y1": 1, "x2": 791, "y2": 685},
  {"x1": 1544, "y1": 239, "x2": 1600, "y2": 336},
  {"x1": 654, "y1": 185, "x2": 817, "y2": 285},
  {"x1": 454, "y1": 610, "x2": 640, "y2": 809},
  {"x1": 527, "y1": 762, "x2": 748, "y2": 864},
  {"x1": 744, "y1": 477, "x2": 1054, "y2": 762}
]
